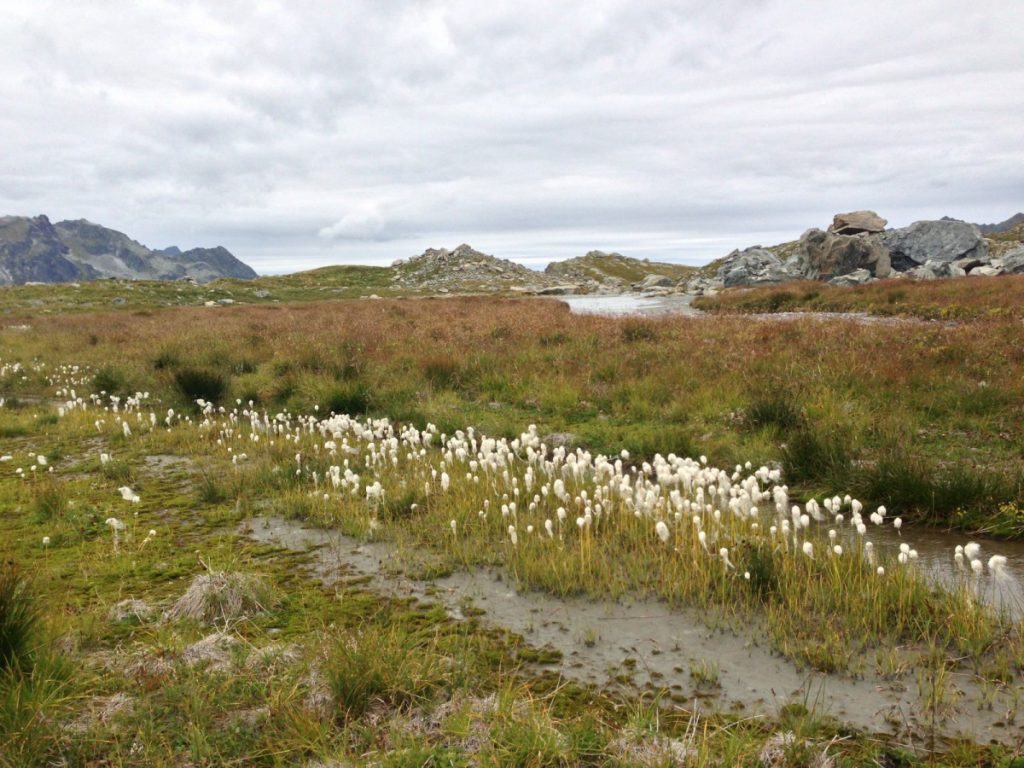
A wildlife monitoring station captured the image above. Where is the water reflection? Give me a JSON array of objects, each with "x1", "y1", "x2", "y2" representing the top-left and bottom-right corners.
[{"x1": 562, "y1": 293, "x2": 703, "y2": 317}]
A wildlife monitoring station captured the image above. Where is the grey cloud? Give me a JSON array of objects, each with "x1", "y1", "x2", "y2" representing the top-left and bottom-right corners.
[{"x1": 0, "y1": 1, "x2": 1021, "y2": 272}]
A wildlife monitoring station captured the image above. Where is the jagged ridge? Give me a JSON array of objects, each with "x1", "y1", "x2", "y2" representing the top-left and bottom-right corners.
[{"x1": 0, "y1": 214, "x2": 257, "y2": 285}]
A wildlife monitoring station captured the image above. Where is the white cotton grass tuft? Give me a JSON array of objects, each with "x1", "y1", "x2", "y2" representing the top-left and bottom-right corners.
[
  {"x1": 801, "y1": 541, "x2": 813, "y2": 559},
  {"x1": 118, "y1": 486, "x2": 140, "y2": 503},
  {"x1": 988, "y1": 555, "x2": 1010, "y2": 580},
  {"x1": 655, "y1": 520, "x2": 670, "y2": 543}
]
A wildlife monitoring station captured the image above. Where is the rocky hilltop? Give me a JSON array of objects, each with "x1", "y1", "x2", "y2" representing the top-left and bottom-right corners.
[
  {"x1": 544, "y1": 251, "x2": 693, "y2": 293},
  {"x1": 0, "y1": 215, "x2": 257, "y2": 285},
  {"x1": 686, "y1": 211, "x2": 1024, "y2": 295},
  {"x1": 390, "y1": 244, "x2": 556, "y2": 293}
]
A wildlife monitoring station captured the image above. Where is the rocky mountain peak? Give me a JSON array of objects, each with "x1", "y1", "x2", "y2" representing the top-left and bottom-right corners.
[{"x1": 0, "y1": 214, "x2": 257, "y2": 285}]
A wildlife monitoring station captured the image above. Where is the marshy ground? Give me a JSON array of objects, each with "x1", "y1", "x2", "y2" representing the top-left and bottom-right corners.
[{"x1": 2, "y1": 280, "x2": 1024, "y2": 765}]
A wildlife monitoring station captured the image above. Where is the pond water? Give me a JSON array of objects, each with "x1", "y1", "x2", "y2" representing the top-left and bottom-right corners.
[
  {"x1": 561, "y1": 293, "x2": 704, "y2": 317},
  {"x1": 831, "y1": 522, "x2": 1024, "y2": 617},
  {"x1": 244, "y1": 516, "x2": 1023, "y2": 747}
]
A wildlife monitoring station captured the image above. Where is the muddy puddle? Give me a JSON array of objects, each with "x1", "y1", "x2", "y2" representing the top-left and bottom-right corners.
[{"x1": 242, "y1": 516, "x2": 1023, "y2": 747}]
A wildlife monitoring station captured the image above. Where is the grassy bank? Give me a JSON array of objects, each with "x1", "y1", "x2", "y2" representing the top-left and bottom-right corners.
[
  {"x1": 692, "y1": 274, "x2": 1024, "y2": 321},
  {"x1": 3, "y1": 294, "x2": 1023, "y2": 535},
  {"x1": 0, "y1": 399, "x2": 1021, "y2": 764}
]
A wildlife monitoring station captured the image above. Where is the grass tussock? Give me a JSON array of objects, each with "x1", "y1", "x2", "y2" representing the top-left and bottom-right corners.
[
  {"x1": 0, "y1": 566, "x2": 38, "y2": 672},
  {"x1": 165, "y1": 570, "x2": 278, "y2": 626}
]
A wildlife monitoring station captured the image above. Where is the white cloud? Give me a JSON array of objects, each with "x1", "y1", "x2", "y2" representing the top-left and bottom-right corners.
[{"x1": 0, "y1": 0, "x2": 1021, "y2": 272}]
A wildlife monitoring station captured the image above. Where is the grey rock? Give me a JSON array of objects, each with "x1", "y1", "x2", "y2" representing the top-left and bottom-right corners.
[
  {"x1": 830, "y1": 210, "x2": 887, "y2": 235},
  {"x1": 637, "y1": 273, "x2": 674, "y2": 289},
  {"x1": 828, "y1": 268, "x2": 873, "y2": 286},
  {"x1": 798, "y1": 229, "x2": 891, "y2": 280},
  {"x1": 111, "y1": 296, "x2": 126, "y2": 305},
  {"x1": 884, "y1": 219, "x2": 986, "y2": 269},
  {"x1": 952, "y1": 256, "x2": 986, "y2": 273},
  {"x1": 254, "y1": 289, "x2": 271, "y2": 298},
  {"x1": 717, "y1": 247, "x2": 799, "y2": 287},
  {"x1": 969, "y1": 265, "x2": 1003, "y2": 277},
  {"x1": 217, "y1": 298, "x2": 235, "y2": 305},
  {"x1": 906, "y1": 265, "x2": 938, "y2": 280},
  {"x1": 536, "y1": 284, "x2": 577, "y2": 295},
  {"x1": 1001, "y1": 246, "x2": 1024, "y2": 274}
]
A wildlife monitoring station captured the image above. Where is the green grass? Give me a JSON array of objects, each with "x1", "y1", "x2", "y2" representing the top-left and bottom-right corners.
[{"x1": 1, "y1": 286, "x2": 1024, "y2": 764}]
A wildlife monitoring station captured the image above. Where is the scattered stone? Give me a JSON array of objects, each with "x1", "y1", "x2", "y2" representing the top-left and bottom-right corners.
[
  {"x1": 111, "y1": 296, "x2": 126, "y2": 305},
  {"x1": 829, "y1": 210, "x2": 887, "y2": 235},
  {"x1": 254, "y1": 289, "x2": 271, "y2": 298},
  {"x1": 216, "y1": 298, "x2": 235, "y2": 305}
]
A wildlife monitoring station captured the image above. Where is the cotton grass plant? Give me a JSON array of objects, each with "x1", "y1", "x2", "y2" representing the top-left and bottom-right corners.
[{"x1": 75, "y1": 395, "x2": 1016, "y2": 678}]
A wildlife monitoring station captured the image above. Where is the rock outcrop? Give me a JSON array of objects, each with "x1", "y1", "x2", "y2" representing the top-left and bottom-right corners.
[
  {"x1": 717, "y1": 247, "x2": 799, "y2": 287},
  {"x1": 883, "y1": 219, "x2": 986, "y2": 270},
  {"x1": 0, "y1": 214, "x2": 257, "y2": 285},
  {"x1": 391, "y1": 244, "x2": 553, "y2": 292},
  {"x1": 544, "y1": 251, "x2": 692, "y2": 293}
]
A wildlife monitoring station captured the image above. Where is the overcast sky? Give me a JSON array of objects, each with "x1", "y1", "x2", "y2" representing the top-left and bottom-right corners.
[{"x1": 1, "y1": 1, "x2": 1022, "y2": 274}]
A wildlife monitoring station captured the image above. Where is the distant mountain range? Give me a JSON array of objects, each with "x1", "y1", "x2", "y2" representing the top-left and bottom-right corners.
[
  {"x1": 974, "y1": 212, "x2": 1024, "y2": 235},
  {"x1": 0, "y1": 215, "x2": 257, "y2": 285}
]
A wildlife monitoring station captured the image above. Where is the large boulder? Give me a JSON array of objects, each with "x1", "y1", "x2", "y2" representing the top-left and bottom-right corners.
[
  {"x1": 717, "y1": 247, "x2": 799, "y2": 287},
  {"x1": 1000, "y1": 246, "x2": 1024, "y2": 274},
  {"x1": 830, "y1": 210, "x2": 887, "y2": 235},
  {"x1": 797, "y1": 228, "x2": 891, "y2": 281},
  {"x1": 883, "y1": 219, "x2": 986, "y2": 270}
]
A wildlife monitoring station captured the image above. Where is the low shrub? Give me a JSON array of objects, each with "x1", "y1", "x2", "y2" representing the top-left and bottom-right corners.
[{"x1": 173, "y1": 367, "x2": 228, "y2": 405}]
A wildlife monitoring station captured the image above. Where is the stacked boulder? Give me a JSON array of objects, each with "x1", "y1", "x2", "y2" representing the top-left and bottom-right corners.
[
  {"x1": 703, "y1": 209, "x2": 1013, "y2": 290},
  {"x1": 798, "y1": 211, "x2": 891, "y2": 284}
]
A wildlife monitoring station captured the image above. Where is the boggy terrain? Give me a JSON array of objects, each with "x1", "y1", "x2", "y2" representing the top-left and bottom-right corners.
[{"x1": 1, "y1": 286, "x2": 1024, "y2": 765}]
